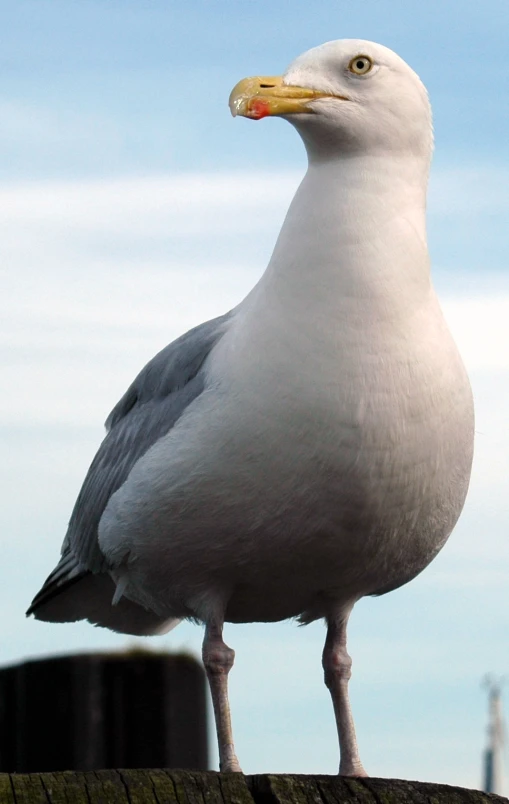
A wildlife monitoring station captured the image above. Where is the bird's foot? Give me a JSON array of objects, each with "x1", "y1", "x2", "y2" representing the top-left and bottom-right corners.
[
  {"x1": 339, "y1": 760, "x2": 368, "y2": 777},
  {"x1": 220, "y1": 762, "x2": 243, "y2": 773},
  {"x1": 220, "y1": 755, "x2": 243, "y2": 773},
  {"x1": 219, "y1": 743, "x2": 243, "y2": 773}
]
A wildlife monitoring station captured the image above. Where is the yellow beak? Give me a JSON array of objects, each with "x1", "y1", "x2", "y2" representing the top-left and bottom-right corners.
[{"x1": 229, "y1": 75, "x2": 342, "y2": 120}]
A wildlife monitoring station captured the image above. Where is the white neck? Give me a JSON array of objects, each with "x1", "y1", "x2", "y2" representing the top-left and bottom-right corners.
[{"x1": 256, "y1": 153, "x2": 432, "y2": 323}]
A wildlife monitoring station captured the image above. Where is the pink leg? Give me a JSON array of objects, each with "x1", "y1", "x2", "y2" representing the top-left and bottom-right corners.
[
  {"x1": 202, "y1": 621, "x2": 242, "y2": 773},
  {"x1": 323, "y1": 613, "x2": 367, "y2": 777}
]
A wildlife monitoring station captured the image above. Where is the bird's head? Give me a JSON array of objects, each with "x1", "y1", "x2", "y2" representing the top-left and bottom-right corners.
[{"x1": 230, "y1": 39, "x2": 433, "y2": 163}]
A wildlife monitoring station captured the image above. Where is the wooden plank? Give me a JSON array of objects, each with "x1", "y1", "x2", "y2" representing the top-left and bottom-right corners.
[{"x1": 0, "y1": 772, "x2": 506, "y2": 804}]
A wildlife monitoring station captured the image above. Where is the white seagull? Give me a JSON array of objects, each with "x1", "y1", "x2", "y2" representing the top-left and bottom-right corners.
[{"x1": 28, "y1": 39, "x2": 474, "y2": 776}]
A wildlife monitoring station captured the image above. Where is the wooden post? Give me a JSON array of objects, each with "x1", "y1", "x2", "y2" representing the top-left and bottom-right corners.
[
  {"x1": 0, "y1": 771, "x2": 506, "y2": 803},
  {"x1": 0, "y1": 652, "x2": 208, "y2": 772}
]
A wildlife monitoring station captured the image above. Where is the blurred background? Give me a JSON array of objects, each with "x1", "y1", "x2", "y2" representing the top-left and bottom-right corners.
[{"x1": 1, "y1": 0, "x2": 508, "y2": 791}]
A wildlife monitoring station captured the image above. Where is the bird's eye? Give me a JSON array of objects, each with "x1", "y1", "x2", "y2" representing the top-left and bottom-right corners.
[{"x1": 348, "y1": 55, "x2": 373, "y2": 76}]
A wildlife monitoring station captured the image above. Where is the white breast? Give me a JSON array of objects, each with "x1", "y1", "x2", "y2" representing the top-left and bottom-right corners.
[{"x1": 98, "y1": 156, "x2": 474, "y2": 624}]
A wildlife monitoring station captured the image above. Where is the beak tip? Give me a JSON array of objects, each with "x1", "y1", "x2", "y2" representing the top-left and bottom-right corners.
[{"x1": 228, "y1": 95, "x2": 243, "y2": 118}]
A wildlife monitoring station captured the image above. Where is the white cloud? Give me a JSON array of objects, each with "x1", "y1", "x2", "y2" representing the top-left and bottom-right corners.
[
  {"x1": 442, "y1": 298, "x2": 509, "y2": 372},
  {"x1": 0, "y1": 100, "x2": 121, "y2": 150},
  {"x1": 1, "y1": 166, "x2": 508, "y2": 424},
  {"x1": 0, "y1": 171, "x2": 299, "y2": 237},
  {"x1": 429, "y1": 165, "x2": 509, "y2": 217}
]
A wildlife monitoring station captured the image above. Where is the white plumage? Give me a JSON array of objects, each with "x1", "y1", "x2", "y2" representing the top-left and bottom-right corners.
[{"x1": 28, "y1": 39, "x2": 474, "y2": 776}]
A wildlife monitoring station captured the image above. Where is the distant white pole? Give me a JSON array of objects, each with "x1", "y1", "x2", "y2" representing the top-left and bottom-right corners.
[{"x1": 482, "y1": 677, "x2": 505, "y2": 794}]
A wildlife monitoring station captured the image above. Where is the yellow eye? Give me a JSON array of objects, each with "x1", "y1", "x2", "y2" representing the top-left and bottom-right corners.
[{"x1": 348, "y1": 55, "x2": 373, "y2": 75}]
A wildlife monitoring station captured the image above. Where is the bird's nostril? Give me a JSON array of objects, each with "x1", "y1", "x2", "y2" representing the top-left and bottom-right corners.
[{"x1": 259, "y1": 83, "x2": 275, "y2": 88}]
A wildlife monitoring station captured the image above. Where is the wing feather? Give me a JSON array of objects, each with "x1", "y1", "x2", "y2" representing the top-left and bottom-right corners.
[{"x1": 27, "y1": 311, "x2": 232, "y2": 616}]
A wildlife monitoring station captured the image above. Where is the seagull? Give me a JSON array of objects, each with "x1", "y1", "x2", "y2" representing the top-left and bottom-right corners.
[{"x1": 28, "y1": 39, "x2": 474, "y2": 776}]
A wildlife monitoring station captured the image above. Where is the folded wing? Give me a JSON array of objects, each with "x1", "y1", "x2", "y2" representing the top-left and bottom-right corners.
[{"x1": 27, "y1": 311, "x2": 232, "y2": 631}]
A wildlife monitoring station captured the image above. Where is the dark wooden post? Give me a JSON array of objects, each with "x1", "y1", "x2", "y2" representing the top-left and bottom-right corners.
[
  {"x1": 0, "y1": 651, "x2": 207, "y2": 773},
  {"x1": 0, "y1": 771, "x2": 507, "y2": 804}
]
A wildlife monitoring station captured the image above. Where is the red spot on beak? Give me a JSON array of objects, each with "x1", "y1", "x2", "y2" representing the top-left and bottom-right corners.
[{"x1": 249, "y1": 99, "x2": 271, "y2": 120}]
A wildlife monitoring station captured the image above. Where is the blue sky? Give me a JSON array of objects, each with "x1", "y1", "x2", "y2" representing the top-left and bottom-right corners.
[{"x1": 1, "y1": 0, "x2": 508, "y2": 792}]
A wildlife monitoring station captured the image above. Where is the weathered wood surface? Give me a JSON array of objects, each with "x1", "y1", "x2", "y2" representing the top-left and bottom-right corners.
[{"x1": 0, "y1": 771, "x2": 507, "y2": 803}]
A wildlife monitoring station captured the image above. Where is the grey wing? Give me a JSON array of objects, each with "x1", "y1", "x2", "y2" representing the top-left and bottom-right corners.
[{"x1": 27, "y1": 310, "x2": 233, "y2": 615}]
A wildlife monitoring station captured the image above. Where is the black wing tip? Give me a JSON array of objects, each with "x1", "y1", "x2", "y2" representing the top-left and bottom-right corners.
[{"x1": 26, "y1": 570, "x2": 89, "y2": 618}]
